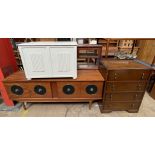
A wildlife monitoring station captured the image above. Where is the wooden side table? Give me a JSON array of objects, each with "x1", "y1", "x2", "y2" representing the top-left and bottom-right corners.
[{"x1": 77, "y1": 44, "x2": 102, "y2": 69}]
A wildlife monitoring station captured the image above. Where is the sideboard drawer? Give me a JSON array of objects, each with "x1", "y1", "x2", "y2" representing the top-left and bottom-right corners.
[
  {"x1": 56, "y1": 81, "x2": 103, "y2": 99},
  {"x1": 4, "y1": 83, "x2": 30, "y2": 99},
  {"x1": 106, "y1": 82, "x2": 147, "y2": 92},
  {"x1": 29, "y1": 82, "x2": 52, "y2": 98},
  {"x1": 105, "y1": 92, "x2": 144, "y2": 101},
  {"x1": 108, "y1": 70, "x2": 150, "y2": 81},
  {"x1": 80, "y1": 82, "x2": 103, "y2": 99},
  {"x1": 56, "y1": 82, "x2": 81, "y2": 98}
]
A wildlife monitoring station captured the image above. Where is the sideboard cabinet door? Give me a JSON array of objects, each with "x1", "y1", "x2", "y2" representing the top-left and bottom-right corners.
[
  {"x1": 49, "y1": 46, "x2": 77, "y2": 79},
  {"x1": 19, "y1": 46, "x2": 51, "y2": 79}
]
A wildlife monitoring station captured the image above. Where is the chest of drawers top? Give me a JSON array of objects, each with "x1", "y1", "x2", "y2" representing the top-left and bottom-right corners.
[
  {"x1": 100, "y1": 59, "x2": 152, "y2": 81},
  {"x1": 102, "y1": 59, "x2": 151, "y2": 70}
]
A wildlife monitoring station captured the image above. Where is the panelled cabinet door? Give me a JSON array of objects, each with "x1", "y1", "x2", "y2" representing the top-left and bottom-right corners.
[
  {"x1": 49, "y1": 46, "x2": 77, "y2": 78},
  {"x1": 19, "y1": 46, "x2": 52, "y2": 78}
]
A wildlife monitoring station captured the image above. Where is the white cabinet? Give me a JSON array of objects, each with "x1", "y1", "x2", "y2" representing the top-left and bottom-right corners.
[
  {"x1": 50, "y1": 46, "x2": 77, "y2": 78},
  {"x1": 18, "y1": 42, "x2": 77, "y2": 80}
]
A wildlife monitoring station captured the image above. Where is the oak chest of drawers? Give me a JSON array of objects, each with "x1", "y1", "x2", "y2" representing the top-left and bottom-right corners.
[{"x1": 99, "y1": 59, "x2": 152, "y2": 113}]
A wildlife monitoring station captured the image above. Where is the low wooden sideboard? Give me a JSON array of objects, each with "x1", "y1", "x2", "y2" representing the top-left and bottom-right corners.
[
  {"x1": 3, "y1": 70, "x2": 104, "y2": 109},
  {"x1": 99, "y1": 59, "x2": 152, "y2": 113}
]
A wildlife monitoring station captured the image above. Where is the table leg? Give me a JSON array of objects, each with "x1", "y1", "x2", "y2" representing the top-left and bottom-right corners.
[
  {"x1": 89, "y1": 101, "x2": 93, "y2": 110},
  {"x1": 23, "y1": 102, "x2": 27, "y2": 110}
]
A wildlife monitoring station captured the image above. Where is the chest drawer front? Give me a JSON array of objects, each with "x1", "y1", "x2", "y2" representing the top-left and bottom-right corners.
[
  {"x1": 105, "y1": 92, "x2": 144, "y2": 101},
  {"x1": 108, "y1": 70, "x2": 150, "y2": 81},
  {"x1": 103, "y1": 101, "x2": 141, "y2": 111},
  {"x1": 106, "y1": 82, "x2": 147, "y2": 92}
]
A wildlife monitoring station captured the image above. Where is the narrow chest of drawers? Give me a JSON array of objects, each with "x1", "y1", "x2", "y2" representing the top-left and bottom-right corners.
[{"x1": 99, "y1": 59, "x2": 152, "y2": 113}]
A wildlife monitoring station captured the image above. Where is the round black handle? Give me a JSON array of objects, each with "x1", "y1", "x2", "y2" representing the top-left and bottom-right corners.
[
  {"x1": 11, "y1": 85, "x2": 24, "y2": 95},
  {"x1": 34, "y1": 85, "x2": 46, "y2": 95},
  {"x1": 63, "y1": 85, "x2": 75, "y2": 95},
  {"x1": 86, "y1": 85, "x2": 97, "y2": 94}
]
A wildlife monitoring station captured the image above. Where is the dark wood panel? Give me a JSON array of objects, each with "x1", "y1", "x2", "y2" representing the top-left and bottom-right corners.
[
  {"x1": 106, "y1": 81, "x2": 147, "y2": 92},
  {"x1": 99, "y1": 101, "x2": 141, "y2": 111},
  {"x1": 108, "y1": 70, "x2": 150, "y2": 81}
]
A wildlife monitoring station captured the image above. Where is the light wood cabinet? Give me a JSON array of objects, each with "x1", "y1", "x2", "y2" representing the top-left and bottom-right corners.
[{"x1": 137, "y1": 40, "x2": 155, "y2": 64}]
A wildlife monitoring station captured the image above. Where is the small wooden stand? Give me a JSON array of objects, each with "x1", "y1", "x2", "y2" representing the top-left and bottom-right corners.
[{"x1": 77, "y1": 44, "x2": 102, "y2": 69}]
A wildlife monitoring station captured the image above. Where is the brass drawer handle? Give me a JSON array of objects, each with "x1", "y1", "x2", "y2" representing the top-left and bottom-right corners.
[
  {"x1": 137, "y1": 84, "x2": 142, "y2": 90},
  {"x1": 135, "y1": 94, "x2": 138, "y2": 100},
  {"x1": 141, "y1": 73, "x2": 145, "y2": 80},
  {"x1": 132, "y1": 103, "x2": 135, "y2": 108},
  {"x1": 114, "y1": 73, "x2": 118, "y2": 80},
  {"x1": 111, "y1": 84, "x2": 115, "y2": 91},
  {"x1": 110, "y1": 94, "x2": 112, "y2": 100}
]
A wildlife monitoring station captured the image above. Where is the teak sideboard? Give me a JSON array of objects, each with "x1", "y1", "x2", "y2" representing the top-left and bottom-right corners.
[{"x1": 3, "y1": 70, "x2": 104, "y2": 110}]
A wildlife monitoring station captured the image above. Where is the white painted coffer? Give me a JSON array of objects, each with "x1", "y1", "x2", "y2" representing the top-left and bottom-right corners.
[{"x1": 18, "y1": 42, "x2": 77, "y2": 80}]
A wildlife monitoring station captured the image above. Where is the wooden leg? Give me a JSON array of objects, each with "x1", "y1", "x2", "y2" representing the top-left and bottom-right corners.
[
  {"x1": 98, "y1": 103, "x2": 112, "y2": 113},
  {"x1": 23, "y1": 102, "x2": 27, "y2": 110},
  {"x1": 89, "y1": 101, "x2": 93, "y2": 110}
]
